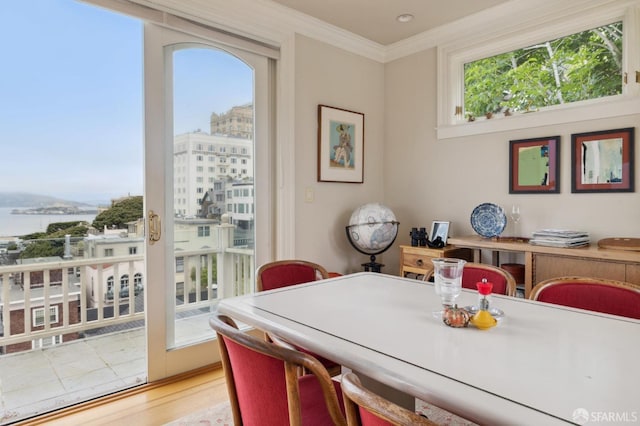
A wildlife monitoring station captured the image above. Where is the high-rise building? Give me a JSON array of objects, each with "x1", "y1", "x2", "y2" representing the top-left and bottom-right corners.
[
  {"x1": 209, "y1": 103, "x2": 253, "y2": 139},
  {"x1": 173, "y1": 131, "x2": 253, "y2": 218}
]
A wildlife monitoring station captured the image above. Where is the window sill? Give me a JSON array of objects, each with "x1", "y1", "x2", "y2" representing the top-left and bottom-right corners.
[{"x1": 437, "y1": 96, "x2": 640, "y2": 140}]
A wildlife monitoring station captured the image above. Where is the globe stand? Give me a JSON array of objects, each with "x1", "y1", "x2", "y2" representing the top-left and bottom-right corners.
[
  {"x1": 362, "y1": 255, "x2": 383, "y2": 273},
  {"x1": 345, "y1": 222, "x2": 398, "y2": 273}
]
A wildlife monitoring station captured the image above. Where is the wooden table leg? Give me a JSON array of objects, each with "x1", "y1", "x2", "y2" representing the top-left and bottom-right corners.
[{"x1": 524, "y1": 252, "x2": 533, "y2": 298}]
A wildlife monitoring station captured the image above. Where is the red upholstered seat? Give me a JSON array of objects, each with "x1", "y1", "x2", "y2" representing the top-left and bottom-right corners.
[
  {"x1": 257, "y1": 260, "x2": 329, "y2": 291},
  {"x1": 259, "y1": 263, "x2": 321, "y2": 290},
  {"x1": 256, "y1": 260, "x2": 341, "y2": 376},
  {"x1": 530, "y1": 277, "x2": 640, "y2": 319},
  {"x1": 461, "y1": 263, "x2": 516, "y2": 296},
  {"x1": 359, "y1": 408, "x2": 395, "y2": 426},
  {"x1": 426, "y1": 262, "x2": 517, "y2": 296},
  {"x1": 210, "y1": 314, "x2": 347, "y2": 426}
]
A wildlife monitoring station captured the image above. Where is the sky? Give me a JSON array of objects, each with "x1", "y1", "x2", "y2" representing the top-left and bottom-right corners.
[{"x1": 0, "y1": 0, "x2": 252, "y2": 204}]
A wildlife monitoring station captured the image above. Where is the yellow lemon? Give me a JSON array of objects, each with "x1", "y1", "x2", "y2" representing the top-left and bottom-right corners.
[{"x1": 470, "y1": 310, "x2": 497, "y2": 330}]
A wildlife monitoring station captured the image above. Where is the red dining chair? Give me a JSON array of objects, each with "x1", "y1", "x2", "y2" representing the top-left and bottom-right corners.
[
  {"x1": 341, "y1": 372, "x2": 436, "y2": 426},
  {"x1": 257, "y1": 259, "x2": 329, "y2": 291},
  {"x1": 529, "y1": 276, "x2": 640, "y2": 319},
  {"x1": 257, "y1": 259, "x2": 341, "y2": 376},
  {"x1": 210, "y1": 314, "x2": 347, "y2": 426},
  {"x1": 462, "y1": 263, "x2": 517, "y2": 296},
  {"x1": 425, "y1": 262, "x2": 516, "y2": 296}
]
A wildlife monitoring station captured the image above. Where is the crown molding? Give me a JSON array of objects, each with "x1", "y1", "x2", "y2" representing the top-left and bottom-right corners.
[
  {"x1": 385, "y1": 0, "x2": 638, "y2": 62},
  {"x1": 137, "y1": 0, "x2": 386, "y2": 62},
  {"x1": 130, "y1": 0, "x2": 640, "y2": 64}
]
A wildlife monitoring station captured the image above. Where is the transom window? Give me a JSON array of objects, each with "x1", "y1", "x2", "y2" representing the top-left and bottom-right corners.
[
  {"x1": 437, "y1": 3, "x2": 640, "y2": 139},
  {"x1": 464, "y1": 21, "x2": 622, "y2": 120}
]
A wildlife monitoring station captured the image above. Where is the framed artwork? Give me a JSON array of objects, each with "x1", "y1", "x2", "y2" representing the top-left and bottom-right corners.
[
  {"x1": 509, "y1": 136, "x2": 560, "y2": 194},
  {"x1": 571, "y1": 128, "x2": 634, "y2": 193},
  {"x1": 430, "y1": 221, "x2": 450, "y2": 245},
  {"x1": 317, "y1": 105, "x2": 364, "y2": 183}
]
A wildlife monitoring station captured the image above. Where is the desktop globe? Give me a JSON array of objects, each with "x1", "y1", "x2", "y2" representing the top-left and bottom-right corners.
[{"x1": 345, "y1": 202, "x2": 399, "y2": 272}]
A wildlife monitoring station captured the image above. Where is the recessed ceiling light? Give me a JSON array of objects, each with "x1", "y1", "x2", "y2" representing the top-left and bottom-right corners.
[{"x1": 396, "y1": 13, "x2": 414, "y2": 23}]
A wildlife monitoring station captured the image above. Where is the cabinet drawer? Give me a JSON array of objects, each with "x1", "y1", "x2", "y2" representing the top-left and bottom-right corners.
[
  {"x1": 400, "y1": 245, "x2": 473, "y2": 277},
  {"x1": 403, "y1": 251, "x2": 435, "y2": 270}
]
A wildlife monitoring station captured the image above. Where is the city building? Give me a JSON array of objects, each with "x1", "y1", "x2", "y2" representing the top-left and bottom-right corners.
[
  {"x1": 173, "y1": 132, "x2": 253, "y2": 218},
  {"x1": 209, "y1": 103, "x2": 253, "y2": 139}
]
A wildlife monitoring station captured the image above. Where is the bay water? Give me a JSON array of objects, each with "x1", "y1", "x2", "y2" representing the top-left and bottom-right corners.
[{"x1": 0, "y1": 207, "x2": 97, "y2": 238}]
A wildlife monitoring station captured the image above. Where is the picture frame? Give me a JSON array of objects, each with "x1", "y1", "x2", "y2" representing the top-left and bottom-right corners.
[
  {"x1": 317, "y1": 104, "x2": 364, "y2": 183},
  {"x1": 509, "y1": 136, "x2": 560, "y2": 194},
  {"x1": 430, "y1": 221, "x2": 450, "y2": 245},
  {"x1": 571, "y1": 127, "x2": 635, "y2": 193}
]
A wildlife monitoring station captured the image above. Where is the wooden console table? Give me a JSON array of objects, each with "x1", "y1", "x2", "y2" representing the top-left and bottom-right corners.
[{"x1": 448, "y1": 235, "x2": 640, "y2": 298}]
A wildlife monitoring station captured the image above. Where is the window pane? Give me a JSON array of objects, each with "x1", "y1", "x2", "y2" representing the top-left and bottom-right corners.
[
  {"x1": 171, "y1": 46, "x2": 254, "y2": 348},
  {"x1": 464, "y1": 21, "x2": 622, "y2": 119}
]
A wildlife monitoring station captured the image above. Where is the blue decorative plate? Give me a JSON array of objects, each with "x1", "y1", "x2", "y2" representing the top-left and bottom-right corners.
[{"x1": 470, "y1": 203, "x2": 506, "y2": 238}]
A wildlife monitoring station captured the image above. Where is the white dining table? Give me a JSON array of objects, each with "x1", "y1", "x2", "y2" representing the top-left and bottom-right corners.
[{"x1": 217, "y1": 272, "x2": 640, "y2": 425}]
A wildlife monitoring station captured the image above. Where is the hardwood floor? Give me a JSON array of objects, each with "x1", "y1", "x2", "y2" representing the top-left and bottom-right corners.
[{"x1": 16, "y1": 364, "x2": 229, "y2": 426}]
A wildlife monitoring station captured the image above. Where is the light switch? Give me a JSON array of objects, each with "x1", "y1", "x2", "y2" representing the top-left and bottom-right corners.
[{"x1": 304, "y1": 187, "x2": 314, "y2": 203}]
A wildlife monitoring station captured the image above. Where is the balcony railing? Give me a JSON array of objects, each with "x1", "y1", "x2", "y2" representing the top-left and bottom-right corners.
[{"x1": 0, "y1": 247, "x2": 254, "y2": 354}]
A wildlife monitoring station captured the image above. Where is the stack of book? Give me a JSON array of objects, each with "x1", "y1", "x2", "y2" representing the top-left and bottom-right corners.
[{"x1": 529, "y1": 229, "x2": 590, "y2": 248}]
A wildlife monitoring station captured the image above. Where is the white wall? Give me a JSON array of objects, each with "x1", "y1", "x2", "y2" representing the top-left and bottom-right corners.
[
  {"x1": 136, "y1": 0, "x2": 640, "y2": 277},
  {"x1": 294, "y1": 35, "x2": 386, "y2": 274},
  {"x1": 383, "y1": 47, "x2": 640, "y2": 274}
]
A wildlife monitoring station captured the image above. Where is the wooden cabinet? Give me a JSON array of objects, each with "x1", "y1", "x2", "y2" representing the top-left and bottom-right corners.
[
  {"x1": 533, "y1": 254, "x2": 627, "y2": 283},
  {"x1": 399, "y1": 245, "x2": 473, "y2": 278},
  {"x1": 448, "y1": 235, "x2": 640, "y2": 298}
]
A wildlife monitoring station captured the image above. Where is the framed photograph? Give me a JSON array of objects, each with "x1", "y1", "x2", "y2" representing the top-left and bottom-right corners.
[
  {"x1": 571, "y1": 127, "x2": 635, "y2": 193},
  {"x1": 509, "y1": 136, "x2": 560, "y2": 194},
  {"x1": 317, "y1": 105, "x2": 364, "y2": 183},
  {"x1": 430, "y1": 221, "x2": 450, "y2": 245}
]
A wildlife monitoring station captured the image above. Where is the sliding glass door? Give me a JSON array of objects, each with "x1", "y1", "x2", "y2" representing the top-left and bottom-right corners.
[{"x1": 143, "y1": 23, "x2": 273, "y2": 380}]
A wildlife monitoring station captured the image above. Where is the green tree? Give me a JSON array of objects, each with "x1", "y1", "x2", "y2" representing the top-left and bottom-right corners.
[
  {"x1": 46, "y1": 221, "x2": 84, "y2": 234},
  {"x1": 190, "y1": 261, "x2": 217, "y2": 290},
  {"x1": 20, "y1": 240, "x2": 63, "y2": 259},
  {"x1": 19, "y1": 221, "x2": 88, "y2": 259},
  {"x1": 92, "y1": 196, "x2": 143, "y2": 230},
  {"x1": 464, "y1": 22, "x2": 622, "y2": 118}
]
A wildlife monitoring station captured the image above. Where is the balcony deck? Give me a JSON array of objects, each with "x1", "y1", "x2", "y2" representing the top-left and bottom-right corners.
[
  {"x1": 0, "y1": 223, "x2": 253, "y2": 424},
  {"x1": 0, "y1": 313, "x2": 215, "y2": 425}
]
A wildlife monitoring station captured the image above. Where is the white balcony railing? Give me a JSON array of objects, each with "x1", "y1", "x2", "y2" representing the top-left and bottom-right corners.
[{"x1": 0, "y1": 247, "x2": 254, "y2": 354}]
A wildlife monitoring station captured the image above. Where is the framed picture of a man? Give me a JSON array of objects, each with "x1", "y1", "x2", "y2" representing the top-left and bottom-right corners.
[{"x1": 317, "y1": 105, "x2": 364, "y2": 183}]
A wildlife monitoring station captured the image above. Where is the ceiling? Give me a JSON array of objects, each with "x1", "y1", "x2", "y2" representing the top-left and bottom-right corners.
[{"x1": 269, "y1": 0, "x2": 511, "y2": 45}]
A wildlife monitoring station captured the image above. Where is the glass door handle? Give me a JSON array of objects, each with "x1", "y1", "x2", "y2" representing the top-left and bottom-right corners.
[{"x1": 148, "y1": 210, "x2": 161, "y2": 244}]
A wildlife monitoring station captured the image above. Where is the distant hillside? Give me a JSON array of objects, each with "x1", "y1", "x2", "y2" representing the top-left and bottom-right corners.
[{"x1": 0, "y1": 192, "x2": 93, "y2": 208}]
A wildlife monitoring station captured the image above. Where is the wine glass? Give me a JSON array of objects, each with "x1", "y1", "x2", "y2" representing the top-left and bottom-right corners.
[
  {"x1": 511, "y1": 205, "x2": 521, "y2": 237},
  {"x1": 431, "y1": 258, "x2": 466, "y2": 317}
]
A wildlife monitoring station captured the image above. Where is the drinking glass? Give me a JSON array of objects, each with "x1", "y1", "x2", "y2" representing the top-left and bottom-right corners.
[
  {"x1": 511, "y1": 205, "x2": 521, "y2": 237},
  {"x1": 431, "y1": 258, "x2": 466, "y2": 316}
]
